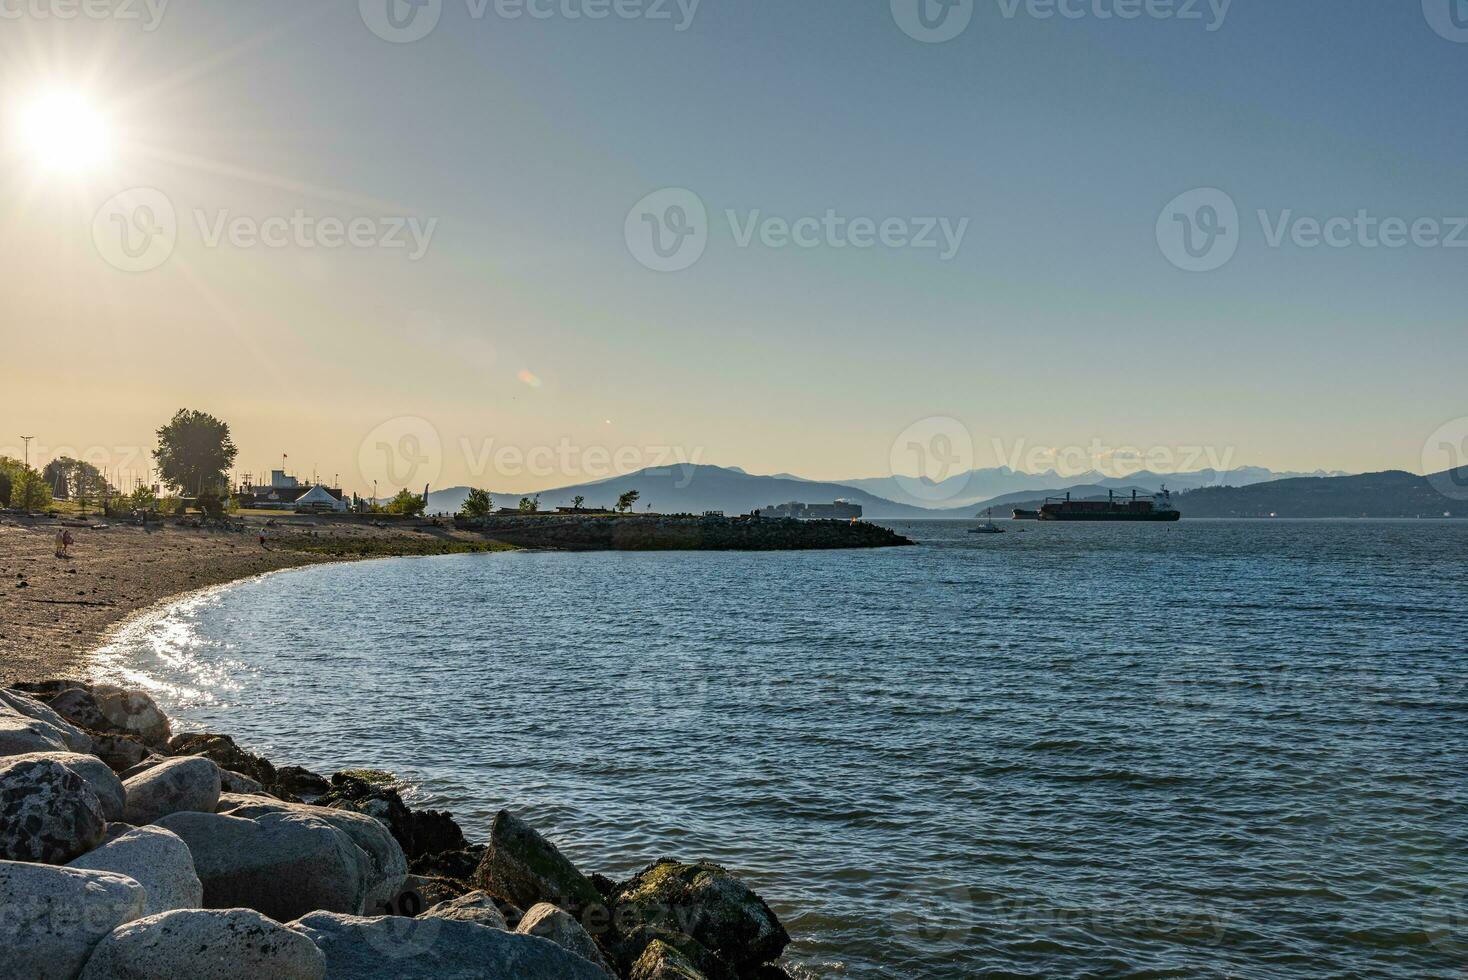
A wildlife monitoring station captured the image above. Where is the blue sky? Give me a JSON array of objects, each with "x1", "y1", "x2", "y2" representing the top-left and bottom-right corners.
[{"x1": 2, "y1": 0, "x2": 1464, "y2": 491}]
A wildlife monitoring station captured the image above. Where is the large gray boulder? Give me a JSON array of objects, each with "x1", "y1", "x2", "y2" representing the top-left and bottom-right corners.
[
  {"x1": 79, "y1": 908, "x2": 326, "y2": 980},
  {"x1": 612, "y1": 860, "x2": 789, "y2": 972},
  {"x1": 122, "y1": 756, "x2": 222, "y2": 824},
  {"x1": 5, "y1": 750, "x2": 126, "y2": 821},
  {"x1": 516, "y1": 902, "x2": 614, "y2": 975},
  {"x1": 49, "y1": 684, "x2": 171, "y2": 747},
  {"x1": 472, "y1": 809, "x2": 603, "y2": 915},
  {"x1": 90, "y1": 733, "x2": 151, "y2": 773},
  {"x1": 287, "y1": 912, "x2": 615, "y2": 980},
  {"x1": 422, "y1": 889, "x2": 509, "y2": 930},
  {"x1": 68, "y1": 825, "x2": 203, "y2": 916},
  {"x1": 219, "y1": 795, "x2": 407, "y2": 911},
  {"x1": 156, "y1": 810, "x2": 370, "y2": 921},
  {"x1": 0, "y1": 689, "x2": 92, "y2": 752},
  {"x1": 0, "y1": 756, "x2": 107, "y2": 863},
  {"x1": 0, "y1": 709, "x2": 75, "y2": 757},
  {"x1": 0, "y1": 860, "x2": 146, "y2": 980}
]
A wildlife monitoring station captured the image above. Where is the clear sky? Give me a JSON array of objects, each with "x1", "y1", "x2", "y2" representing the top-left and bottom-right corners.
[{"x1": 2, "y1": 0, "x2": 1464, "y2": 494}]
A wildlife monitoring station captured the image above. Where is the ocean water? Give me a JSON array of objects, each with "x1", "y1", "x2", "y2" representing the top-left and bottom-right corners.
[{"x1": 92, "y1": 520, "x2": 1468, "y2": 978}]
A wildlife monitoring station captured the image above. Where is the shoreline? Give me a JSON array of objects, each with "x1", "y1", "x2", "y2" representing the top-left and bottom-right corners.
[{"x1": 1, "y1": 513, "x2": 518, "y2": 685}]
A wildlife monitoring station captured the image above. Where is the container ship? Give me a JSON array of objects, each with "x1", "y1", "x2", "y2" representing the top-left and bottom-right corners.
[{"x1": 1036, "y1": 487, "x2": 1181, "y2": 522}]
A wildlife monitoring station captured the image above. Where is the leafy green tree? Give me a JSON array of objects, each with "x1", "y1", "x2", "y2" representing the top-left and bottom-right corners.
[
  {"x1": 0, "y1": 456, "x2": 19, "y2": 507},
  {"x1": 127, "y1": 485, "x2": 157, "y2": 511},
  {"x1": 196, "y1": 487, "x2": 227, "y2": 520},
  {"x1": 384, "y1": 488, "x2": 426, "y2": 516},
  {"x1": 461, "y1": 488, "x2": 494, "y2": 519},
  {"x1": 518, "y1": 496, "x2": 540, "y2": 513},
  {"x1": 617, "y1": 489, "x2": 641, "y2": 513},
  {"x1": 571, "y1": 495, "x2": 585, "y2": 511},
  {"x1": 43, "y1": 457, "x2": 110, "y2": 504},
  {"x1": 13, "y1": 468, "x2": 51, "y2": 511},
  {"x1": 154, "y1": 410, "x2": 238, "y2": 495}
]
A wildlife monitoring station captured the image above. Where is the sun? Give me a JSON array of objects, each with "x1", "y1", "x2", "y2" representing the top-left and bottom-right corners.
[{"x1": 15, "y1": 89, "x2": 114, "y2": 174}]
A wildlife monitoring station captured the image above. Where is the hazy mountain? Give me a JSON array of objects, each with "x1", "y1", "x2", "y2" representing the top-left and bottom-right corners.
[
  {"x1": 1175, "y1": 469, "x2": 1467, "y2": 518},
  {"x1": 841, "y1": 466, "x2": 1350, "y2": 510},
  {"x1": 421, "y1": 464, "x2": 1415, "y2": 522},
  {"x1": 424, "y1": 465, "x2": 942, "y2": 519}
]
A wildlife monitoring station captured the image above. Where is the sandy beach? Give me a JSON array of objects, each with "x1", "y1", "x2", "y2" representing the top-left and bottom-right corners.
[{"x1": 0, "y1": 514, "x2": 512, "y2": 685}]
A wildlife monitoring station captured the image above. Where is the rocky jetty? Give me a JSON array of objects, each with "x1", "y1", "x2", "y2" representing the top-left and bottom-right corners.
[
  {"x1": 455, "y1": 513, "x2": 913, "y2": 551},
  {"x1": 1, "y1": 679, "x2": 798, "y2": 979}
]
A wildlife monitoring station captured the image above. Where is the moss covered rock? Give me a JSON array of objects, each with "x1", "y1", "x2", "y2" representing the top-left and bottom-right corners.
[
  {"x1": 472, "y1": 809, "x2": 603, "y2": 916},
  {"x1": 613, "y1": 860, "x2": 789, "y2": 973}
]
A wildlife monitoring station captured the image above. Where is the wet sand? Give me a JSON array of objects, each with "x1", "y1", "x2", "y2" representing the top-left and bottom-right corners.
[{"x1": 0, "y1": 514, "x2": 511, "y2": 684}]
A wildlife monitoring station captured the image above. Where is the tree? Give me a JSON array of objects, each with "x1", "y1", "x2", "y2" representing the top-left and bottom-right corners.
[
  {"x1": 196, "y1": 487, "x2": 227, "y2": 520},
  {"x1": 127, "y1": 485, "x2": 157, "y2": 511},
  {"x1": 617, "y1": 490, "x2": 641, "y2": 513},
  {"x1": 154, "y1": 410, "x2": 238, "y2": 495},
  {"x1": 518, "y1": 496, "x2": 540, "y2": 514},
  {"x1": 43, "y1": 457, "x2": 109, "y2": 503},
  {"x1": 12, "y1": 468, "x2": 51, "y2": 511},
  {"x1": 384, "y1": 488, "x2": 426, "y2": 516},
  {"x1": 0, "y1": 456, "x2": 20, "y2": 507},
  {"x1": 571, "y1": 495, "x2": 585, "y2": 511},
  {"x1": 461, "y1": 489, "x2": 494, "y2": 519}
]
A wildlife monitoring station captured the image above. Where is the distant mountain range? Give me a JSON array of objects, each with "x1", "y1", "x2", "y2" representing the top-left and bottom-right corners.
[
  {"x1": 839, "y1": 466, "x2": 1351, "y2": 510},
  {"x1": 1175, "y1": 469, "x2": 1466, "y2": 518},
  {"x1": 424, "y1": 466, "x2": 944, "y2": 519},
  {"x1": 420, "y1": 463, "x2": 1465, "y2": 521}
]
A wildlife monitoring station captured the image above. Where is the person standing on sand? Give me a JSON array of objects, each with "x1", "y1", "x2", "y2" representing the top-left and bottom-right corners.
[
  {"x1": 56, "y1": 529, "x2": 74, "y2": 557},
  {"x1": 259, "y1": 528, "x2": 269, "y2": 550}
]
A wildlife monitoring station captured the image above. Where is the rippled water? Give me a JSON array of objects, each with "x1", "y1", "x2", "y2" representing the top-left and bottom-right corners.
[{"x1": 92, "y1": 520, "x2": 1468, "y2": 977}]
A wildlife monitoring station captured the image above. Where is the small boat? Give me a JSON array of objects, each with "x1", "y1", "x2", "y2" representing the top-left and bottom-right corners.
[{"x1": 969, "y1": 507, "x2": 1005, "y2": 534}]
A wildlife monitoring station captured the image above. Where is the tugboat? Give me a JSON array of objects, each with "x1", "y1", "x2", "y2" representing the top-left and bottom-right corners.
[
  {"x1": 1037, "y1": 487, "x2": 1181, "y2": 522},
  {"x1": 969, "y1": 507, "x2": 1006, "y2": 534}
]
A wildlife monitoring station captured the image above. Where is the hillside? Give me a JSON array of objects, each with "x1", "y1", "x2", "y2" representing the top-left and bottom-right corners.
[{"x1": 1175, "y1": 469, "x2": 1466, "y2": 518}]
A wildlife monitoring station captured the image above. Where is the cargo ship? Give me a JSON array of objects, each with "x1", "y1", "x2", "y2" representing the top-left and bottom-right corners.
[{"x1": 1037, "y1": 487, "x2": 1181, "y2": 522}]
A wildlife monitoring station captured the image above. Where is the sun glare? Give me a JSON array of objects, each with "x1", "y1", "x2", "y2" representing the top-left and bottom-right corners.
[{"x1": 16, "y1": 90, "x2": 114, "y2": 174}]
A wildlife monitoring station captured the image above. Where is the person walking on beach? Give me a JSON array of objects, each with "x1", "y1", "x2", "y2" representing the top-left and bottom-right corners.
[
  {"x1": 258, "y1": 528, "x2": 269, "y2": 550},
  {"x1": 55, "y1": 529, "x2": 74, "y2": 557}
]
